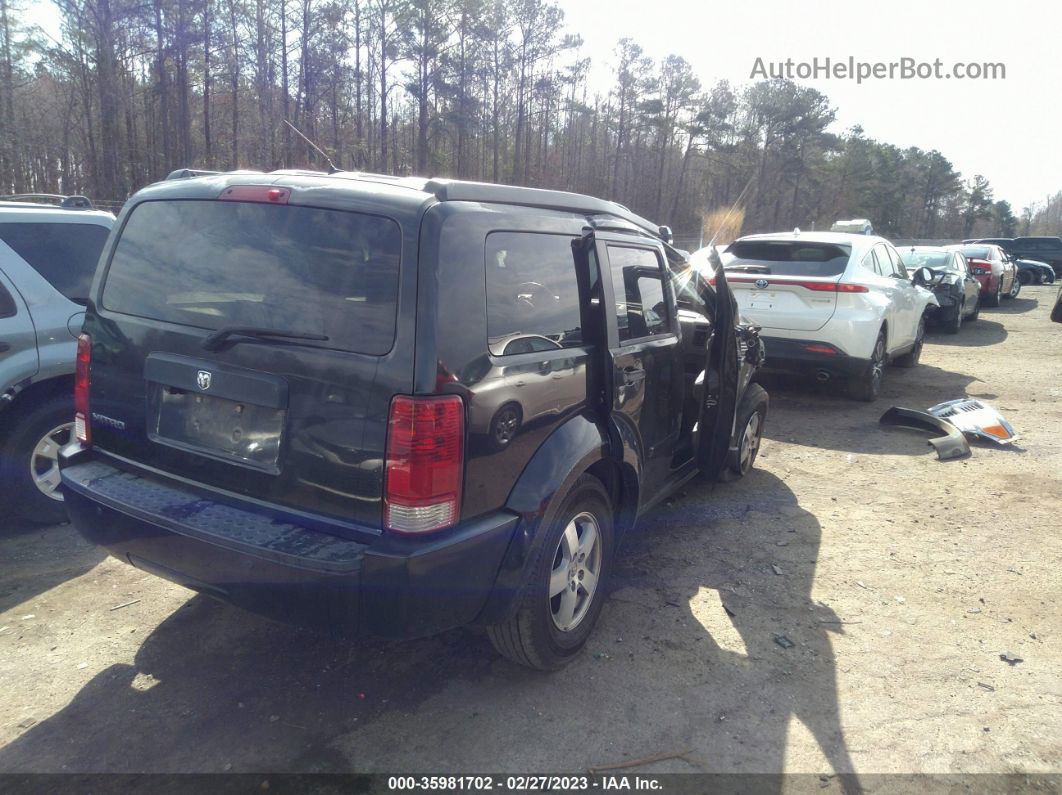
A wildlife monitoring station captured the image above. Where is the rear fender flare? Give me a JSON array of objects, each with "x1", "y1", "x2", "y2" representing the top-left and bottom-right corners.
[{"x1": 473, "y1": 413, "x2": 633, "y2": 625}]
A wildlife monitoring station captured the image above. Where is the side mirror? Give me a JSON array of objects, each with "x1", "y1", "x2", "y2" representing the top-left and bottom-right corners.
[
  {"x1": 658, "y1": 225, "x2": 674, "y2": 245},
  {"x1": 912, "y1": 267, "x2": 935, "y2": 287},
  {"x1": 1052, "y1": 286, "x2": 1062, "y2": 324}
]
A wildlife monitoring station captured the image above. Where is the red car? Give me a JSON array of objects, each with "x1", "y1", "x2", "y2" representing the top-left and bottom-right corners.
[{"x1": 948, "y1": 244, "x2": 1018, "y2": 307}]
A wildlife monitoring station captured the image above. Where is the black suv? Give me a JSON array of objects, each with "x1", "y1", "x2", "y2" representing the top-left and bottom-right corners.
[
  {"x1": 59, "y1": 170, "x2": 766, "y2": 669},
  {"x1": 965, "y1": 237, "x2": 1062, "y2": 277}
]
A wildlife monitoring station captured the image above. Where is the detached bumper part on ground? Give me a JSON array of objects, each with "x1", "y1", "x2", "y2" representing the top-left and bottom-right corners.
[
  {"x1": 879, "y1": 407, "x2": 971, "y2": 461},
  {"x1": 60, "y1": 456, "x2": 519, "y2": 639}
]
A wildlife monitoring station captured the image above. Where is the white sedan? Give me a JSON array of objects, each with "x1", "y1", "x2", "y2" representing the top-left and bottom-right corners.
[{"x1": 695, "y1": 231, "x2": 938, "y2": 401}]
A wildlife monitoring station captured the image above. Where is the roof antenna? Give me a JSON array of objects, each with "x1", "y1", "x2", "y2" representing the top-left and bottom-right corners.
[{"x1": 283, "y1": 119, "x2": 340, "y2": 174}]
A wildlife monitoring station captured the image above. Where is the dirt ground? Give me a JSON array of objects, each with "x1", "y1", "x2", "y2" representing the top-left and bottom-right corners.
[{"x1": 1, "y1": 285, "x2": 1060, "y2": 783}]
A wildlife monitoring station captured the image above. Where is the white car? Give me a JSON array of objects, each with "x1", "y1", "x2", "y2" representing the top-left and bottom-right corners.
[{"x1": 696, "y1": 231, "x2": 938, "y2": 401}]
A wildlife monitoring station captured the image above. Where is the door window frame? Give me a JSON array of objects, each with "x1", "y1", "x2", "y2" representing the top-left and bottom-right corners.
[{"x1": 597, "y1": 239, "x2": 678, "y2": 349}]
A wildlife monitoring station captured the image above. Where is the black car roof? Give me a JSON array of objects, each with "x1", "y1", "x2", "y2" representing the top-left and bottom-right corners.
[{"x1": 151, "y1": 168, "x2": 668, "y2": 241}]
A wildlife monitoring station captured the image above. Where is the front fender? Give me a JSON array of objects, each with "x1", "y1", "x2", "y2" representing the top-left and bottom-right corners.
[{"x1": 473, "y1": 412, "x2": 612, "y2": 625}]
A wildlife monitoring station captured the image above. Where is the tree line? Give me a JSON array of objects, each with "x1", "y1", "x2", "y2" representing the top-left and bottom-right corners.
[{"x1": 0, "y1": 0, "x2": 1054, "y2": 242}]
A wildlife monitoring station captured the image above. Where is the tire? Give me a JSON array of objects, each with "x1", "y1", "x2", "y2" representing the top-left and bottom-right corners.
[
  {"x1": 488, "y1": 403, "x2": 522, "y2": 451},
  {"x1": 848, "y1": 330, "x2": 887, "y2": 402},
  {"x1": 0, "y1": 394, "x2": 75, "y2": 525},
  {"x1": 726, "y1": 384, "x2": 768, "y2": 478},
  {"x1": 1005, "y1": 277, "x2": 1020, "y2": 300},
  {"x1": 486, "y1": 475, "x2": 614, "y2": 670},
  {"x1": 894, "y1": 316, "x2": 925, "y2": 367},
  {"x1": 984, "y1": 279, "x2": 1002, "y2": 307},
  {"x1": 944, "y1": 301, "x2": 964, "y2": 334}
]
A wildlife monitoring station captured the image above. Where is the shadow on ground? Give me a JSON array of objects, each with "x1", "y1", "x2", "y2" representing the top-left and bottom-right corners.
[
  {"x1": 0, "y1": 472, "x2": 861, "y2": 790},
  {"x1": 0, "y1": 521, "x2": 105, "y2": 615},
  {"x1": 926, "y1": 318, "x2": 1007, "y2": 347}
]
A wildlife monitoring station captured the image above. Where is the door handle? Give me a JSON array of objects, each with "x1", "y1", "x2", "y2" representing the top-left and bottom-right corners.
[{"x1": 622, "y1": 365, "x2": 646, "y2": 385}]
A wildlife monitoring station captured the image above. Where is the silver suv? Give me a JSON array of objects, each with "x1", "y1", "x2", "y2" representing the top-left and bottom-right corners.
[{"x1": 0, "y1": 195, "x2": 113, "y2": 523}]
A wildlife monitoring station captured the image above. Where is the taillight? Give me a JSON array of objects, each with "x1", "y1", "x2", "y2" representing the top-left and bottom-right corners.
[
  {"x1": 384, "y1": 395, "x2": 464, "y2": 534},
  {"x1": 713, "y1": 275, "x2": 867, "y2": 293},
  {"x1": 74, "y1": 333, "x2": 91, "y2": 445}
]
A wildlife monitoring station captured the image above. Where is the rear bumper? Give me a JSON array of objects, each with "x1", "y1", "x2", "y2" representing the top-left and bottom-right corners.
[
  {"x1": 60, "y1": 454, "x2": 519, "y2": 639},
  {"x1": 760, "y1": 336, "x2": 869, "y2": 379}
]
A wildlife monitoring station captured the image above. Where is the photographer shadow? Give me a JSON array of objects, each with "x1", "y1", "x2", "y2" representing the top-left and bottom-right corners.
[{"x1": 0, "y1": 475, "x2": 859, "y2": 788}]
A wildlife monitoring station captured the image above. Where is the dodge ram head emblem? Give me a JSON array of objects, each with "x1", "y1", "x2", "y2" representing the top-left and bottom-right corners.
[
  {"x1": 196, "y1": 370, "x2": 212, "y2": 390},
  {"x1": 754, "y1": 279, "x2": 769, "y2": 290}
]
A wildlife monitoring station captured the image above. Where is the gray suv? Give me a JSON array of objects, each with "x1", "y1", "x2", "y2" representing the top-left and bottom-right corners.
[{"x1": 0, "y1": 196, "x2": 114, "y2": 523}]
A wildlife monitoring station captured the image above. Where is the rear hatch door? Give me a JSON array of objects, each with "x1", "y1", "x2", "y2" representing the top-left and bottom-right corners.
[
  {"x1": 85, "y1": 178, "x2": 420, "y2": 533},
  {"x1": 721, "y1": 239, "x2": 850, "y2": 332}
]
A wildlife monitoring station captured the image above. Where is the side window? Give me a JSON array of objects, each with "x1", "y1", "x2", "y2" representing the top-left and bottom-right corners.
[
  {"x1": 0, "y1": 223, "x2": 110, "y2": 304},
  {"x1": 0, "y1": 280, "x2": 16, "y2": 318},
  {"x1": 666, "y1": 249, "x2": 712, "y2": 319},
  {"x1": 607, "y1": 245, "x2": 672, "y2": 342},
  {"x1": 485, "y1": 231, "x2": 584, "y2": 356},
  {"x1": 883, "y1": 244, "x2": 906, "y2": 277},
  {"x1": 863, "y1": 249, "x2": 882, "y2": 276}
]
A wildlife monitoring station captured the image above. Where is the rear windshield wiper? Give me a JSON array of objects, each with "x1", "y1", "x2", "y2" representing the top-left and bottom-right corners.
[{"x1": 201, "y1": 325, "x2": 329, "y2": 351}]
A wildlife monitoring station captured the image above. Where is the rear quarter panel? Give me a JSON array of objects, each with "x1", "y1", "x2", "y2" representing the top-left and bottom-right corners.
[{"x1": 419, "y1": 203, "x2": 598, "y2": 522}]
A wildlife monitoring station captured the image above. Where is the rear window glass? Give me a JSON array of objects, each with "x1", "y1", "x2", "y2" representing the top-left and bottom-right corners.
[
  {"x1": 485, "y1": 232, "x2": 584, "y2": 356},
  {"x1": 902, "y1": 250, "x2": 955, "y2": 270},
  {"x1": 959, "y1": 246, "x2": 991, "y2": 259},
  {"x1": 0, "y1": 222, "x2": 110, "y2": 304},
  {"x1": 102, "y1": 200, "x2": 401, "y2": 356},
  {"x1": 724, "y1": 241, "x2": 851, "y2": 277}
]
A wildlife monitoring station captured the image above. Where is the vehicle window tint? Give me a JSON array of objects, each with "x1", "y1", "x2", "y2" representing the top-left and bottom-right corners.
[
  {"x1": 959, "y1": 246, "x2": 991, "y2": 260},
  {"x1": 607, "y1": 245, "x2": 671, "y2": 342},
  {"x1": 0, "y1": 281, "x2": 16, "y2": 318},
  {"x1": 102, "y1": 200, "x2": 401, "y2": 356},
  {"x1": 485, "y1": 231, "x2": 583, "y2": 356},
  {"x1": 0, "y1": 222, "x2": 110, "y2": 304},
  {"x1": 726, "y1": 241, "x2": 850, "y2": 277}
]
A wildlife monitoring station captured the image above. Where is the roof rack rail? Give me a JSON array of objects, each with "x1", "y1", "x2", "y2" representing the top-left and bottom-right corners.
[
  {"x1": 0, "y1": 193, "x2": 95, "y2": 209},
  {"x1": 422, "y1": 179, "x2": 665, "y2": 240}
]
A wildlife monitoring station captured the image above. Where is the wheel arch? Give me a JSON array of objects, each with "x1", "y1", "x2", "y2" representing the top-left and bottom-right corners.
[
  {"x1": 474, "y1": 413, "x2": 635, "y2": 626},
  {"x1": 0, "y1": 375, "x2": 73, "y2": 436}
]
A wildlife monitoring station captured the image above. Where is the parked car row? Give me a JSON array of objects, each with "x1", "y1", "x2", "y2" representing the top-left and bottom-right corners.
[
  {"x1": 964, "y1": 236, "x2": 1062, "y2": 279},
  {"x1": 693, "y1": 227, "x2": 1035, "y2": 402},
  {"x1": 1, "y1": 176, "x2": 1055, "y2": 671}
]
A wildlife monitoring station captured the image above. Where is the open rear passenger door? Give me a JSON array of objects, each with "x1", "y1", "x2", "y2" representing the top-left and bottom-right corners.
[{"x1": 693, "y1": 247, "x2": 742, "y2": 479}]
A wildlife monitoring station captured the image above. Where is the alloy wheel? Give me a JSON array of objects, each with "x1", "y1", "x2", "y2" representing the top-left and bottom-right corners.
[
  {"x1": 549, "y1": 511, "x2": 602, "y2": 632},
  {"x1": 738, "y1": 412, "x2": 763, "y2": 473},
  {"x1": 493, "y1": 407, "x2": 519, "y2": 446},
  {"x1": 870, "y1": 336, "x2": 886, "y2": 391},
  {"x1": 30, "y1": 423, "x2": 72, "y2": 501}
]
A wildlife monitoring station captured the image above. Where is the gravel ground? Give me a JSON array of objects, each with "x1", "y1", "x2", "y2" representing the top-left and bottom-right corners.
[{"x1": 1, "y1": 284, "x2": 1059, "y2": 783}]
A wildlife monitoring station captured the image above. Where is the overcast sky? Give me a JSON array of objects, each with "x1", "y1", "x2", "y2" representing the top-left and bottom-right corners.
[{"x1": 24, "y1": 0, "x2": 1062, "y2": 210}]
